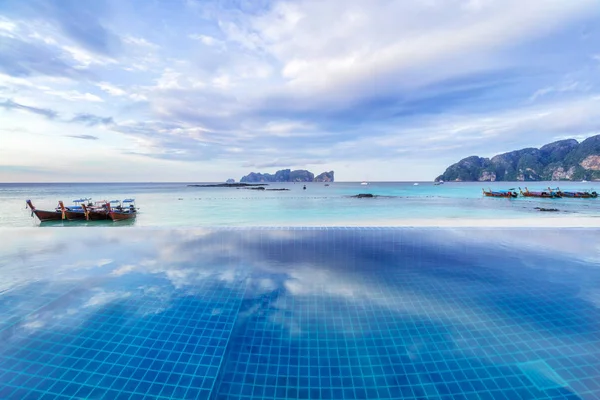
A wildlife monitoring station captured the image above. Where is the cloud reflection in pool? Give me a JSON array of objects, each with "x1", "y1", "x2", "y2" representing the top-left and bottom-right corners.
[{"x1": 0, "y1": 228, "x2": 599, "y2": 399}]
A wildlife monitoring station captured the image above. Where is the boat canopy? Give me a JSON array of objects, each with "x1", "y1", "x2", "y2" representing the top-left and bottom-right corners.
[
  {"x1": 109, "y1": 200, "x2": 121, "y2": 204},
  {"x1": 123, "y1": 199, "x2": 135, "y2": 203}
]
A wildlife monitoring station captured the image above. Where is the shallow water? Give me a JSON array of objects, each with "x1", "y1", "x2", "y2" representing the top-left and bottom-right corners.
[
  {"x1": 0, "y1": 228, "x2": 599, "y2": 399},
  {"x1": 1, "y1": 182, "x2": 599, "y2": 227}
]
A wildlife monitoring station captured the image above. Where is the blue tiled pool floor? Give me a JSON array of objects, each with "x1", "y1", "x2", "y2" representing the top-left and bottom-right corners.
[{"x1": 0, "y1": 228, "x2": 599, "y2": 399}]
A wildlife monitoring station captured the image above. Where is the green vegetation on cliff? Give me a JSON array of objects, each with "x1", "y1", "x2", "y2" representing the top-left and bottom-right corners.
[{"x1": 436, "y1": 135, "x2": 600, "y2": 181}]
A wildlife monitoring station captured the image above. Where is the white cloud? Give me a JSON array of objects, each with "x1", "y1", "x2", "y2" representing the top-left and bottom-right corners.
[
  {"x1": 111, "y1": 264, "x2": 137, "y2": 276},
  {"x1": 0, "y1": 18, "x2": 18, "y2": 36},
  {"x1": 0, "y1": 73, "x2": 37, "y2": 89},
  {"x1": 212, "y1": 74, "x2": 232, "y2": 89},
  {"x1": 28, "y1": 32, "x2": 57, "y2": 45},
  {"x1": 44, "y1": 90, "x2": 104, "y2": 102},
  {"x1": 311, "y1": 95, "x2": 600, "y2": 164},
  {"x1": 189, "y1": 34, "x2": 221, "y2": 46},
  {"x1": 97, "y1": 82, "x2": 127, "y2": 96},
  {"x1": 262, "y1": 120, "x2": 314, "y2": 136},
  {"x1": 529, "y1": 80, "x2": 585, "y2": 102},
  {"x1": 155, "y1": 68, "x2": 183, "y2": 89},
  {"x1": 129, "y1": 93, "x2": 148, "y2": 101},
  {"x1": 62, "y1": 45, "x2": 117, "y2": 68},
  {"x1": 84, "y1": 289, "x2": 131, "y2": 308},
  {"x1": 223, "y1": 0, "x2": 595, "y2": 96},
  {"x1": 123, "y1": 63, "x2": 150, "y2": 72},
  {"x1": 123, "y1": 35, "x2": 158, "y2": 48}
]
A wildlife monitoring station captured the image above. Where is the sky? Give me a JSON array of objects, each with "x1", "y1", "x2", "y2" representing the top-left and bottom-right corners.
[{"x1": 0, "y1": 0, "x2": 599, "y2": 182}]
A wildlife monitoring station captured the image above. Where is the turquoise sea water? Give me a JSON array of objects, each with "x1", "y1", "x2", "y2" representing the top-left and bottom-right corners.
[{"x1": 1, "y1": 182, "x2": 599, "y2": 227}]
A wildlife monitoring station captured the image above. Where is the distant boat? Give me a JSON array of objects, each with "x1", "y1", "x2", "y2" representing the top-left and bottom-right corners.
[
  {"x1": 554, "y1": 187, "x2": 598, "y2": 198},
  {"x1": 482, "y1": 188, "x2": 518, "y2": 198},
  {"x1": 519, "y1": 187, "x2": 559, "y2": 198},
  {"x1": 413, "y1": 183, "x2": 419, "y2": 186},
  {"x1": 361, "y1": 182, "x2": 368, "y2": 185},
  {"x1": 106, "y1": 199, "x2": 137, "y2": 221},
  {"x1": 434, "y1": 180, "x2": 444, "y2": 185},
  {"x1": 582, "y1": 180, "x2": 588, "y2": 183}
]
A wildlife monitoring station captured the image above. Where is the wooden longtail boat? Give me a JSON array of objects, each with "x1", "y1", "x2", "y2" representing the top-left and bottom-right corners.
[
  {"x1": 519, "y1": 187, "x2": 559, "y2": 198},
  {"x1": 482, "y1": 188, "x2": 518, "y2": 198},
  {"x1": 58, "y1": 200, "x2": 88, "y2": 220},
  {"x1": 106, "y1": 199, "x2": 137, "y2": 221},
  {"x1": 25, "y1": 200, "x2": 64, "y2": 222},
  {"x1": 81, "y1": 202, "x2": 110, "y2": 220},
  {"x1": 554, "y1": 187, "x2": 598, "y2": 198}
]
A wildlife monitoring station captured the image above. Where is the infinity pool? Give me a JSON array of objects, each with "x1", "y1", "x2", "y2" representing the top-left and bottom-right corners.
[{"x1": 0, "y1": 228, "x2": 599, "y2": 399}]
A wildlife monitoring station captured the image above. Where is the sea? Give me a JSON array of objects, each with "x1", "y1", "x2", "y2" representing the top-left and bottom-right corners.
[
  {"x1": 1, "y1": 182, "x2": 600, "y2": 399},
  {"x1": 1, "y1": 181, "x2": 599, "y2": 227}
]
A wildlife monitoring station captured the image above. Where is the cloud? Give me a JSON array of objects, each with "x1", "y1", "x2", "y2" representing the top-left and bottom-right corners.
[
  {"x1": 45, "y1": 90, "x2": 104, "y2": 102},
  {"x1": 122, "y1": 0, "x2": 597, "y2": 171},
  {"x1": 84, "y1": 289, "x2": 131, "y2": 308},
  {"x1": 189, "y1": 34, "x2": 221, "y2": 47},
  {"x1": 69, "y1": 113, "x2": 114, "y2": 126},
  {"x1": 0, "y1": 98, "x2": 57, "y2": 118},
  {"x1": 65, "y1": 134, "x2": 99, "y2": 140},
  {"x1": 529, "y1": 80, "x2": 587, "y2": 102},
  {"x1": 37, "y1": 0, "x2": 122, "y2": 56},
  {"x1": 0, "y1": 35, "x2": 85, "y2": 78},
  {"x1": 221, "y1": 0, "x2": 594, "y2": 96},
  {"x1": 96, "y1": 82, "x2": 126, "y2": 96},
  {"x1": 122, "y1": 35, "x2": 157, "y2": 48},
  {"x1": 0, "y1": 99, "x2": 118, "y2": 131}
]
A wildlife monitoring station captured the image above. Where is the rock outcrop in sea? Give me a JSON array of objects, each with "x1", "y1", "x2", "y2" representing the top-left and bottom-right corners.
[
  {"x1": 435, "y1": 134, "x2": 600, "y2": 181},
  {"x1": 314, "y1": 171, "x2": 334, "y2": 182},
  {"x1": 240, "y1": 169, "x2": 334, "y2": 183}
]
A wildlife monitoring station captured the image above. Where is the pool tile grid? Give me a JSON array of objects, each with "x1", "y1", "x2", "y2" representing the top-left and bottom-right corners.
[
  {"x1": 2, "y1": 229, "x2": 600, "y2": 399},
  {"x1": 0, "y1": 279, "x2": 247, "y2": 400},
  {"x1": 0, "y1": 283, "x2": 82, "y2": 334},
  {"x1": 210, "y1": 235, "x2": 599, "y2": 400}
]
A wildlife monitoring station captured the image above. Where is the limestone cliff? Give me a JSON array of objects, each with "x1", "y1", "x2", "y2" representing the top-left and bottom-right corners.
[
  {"x1": 240, "y1": 169, "x2": 334, "y2": 183},
  {"x1": 314, "y1": 171, "x2": 334, "y2": 182},
  {"x1": 435, "y1": 135, "x2": 600, "y2": 181}
]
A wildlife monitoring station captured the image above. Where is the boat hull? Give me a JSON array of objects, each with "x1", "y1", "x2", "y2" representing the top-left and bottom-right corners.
[
  {"x1": 108, "y1": 211, "x2": 136, "y2": 221},
  {"x1": 483, "y1": 193, "x2": 517, "y2": 198},
  {"x1": 482, "y1": 189, "x2": 518, "y2": 198},
  {"x1": 64, "y1": 210, "x2": 87, "y2": 220},
  {"x1": 87, "y1": 211, "x2": 109, "y2": 220},
  {"x1": 81, "y1": 203, "x2": 109, "y2": 220},
  {"x1": 559, "y1": 192, "x2": 597, "y2": 198},
  {"x1": 519, "y1": 188, "x2": 559, "y2": 198},
  {"x1": 33, "y1": 210, "x2": 64, "y2": 222},
  {"x1": 521, "y1": 193, "x2": 557, "y2": 198}
]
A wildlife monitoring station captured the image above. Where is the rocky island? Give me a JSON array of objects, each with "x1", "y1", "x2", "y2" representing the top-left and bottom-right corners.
[
  {"x1": 187, "y1": 183, "x2": 267, "y2": 188},
  {"x1": 436, "y1": 134, "x2": 600, "y2": 181},
  {"x1": 241, "y1": 169, "x2": 334, "y2": 183}
]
